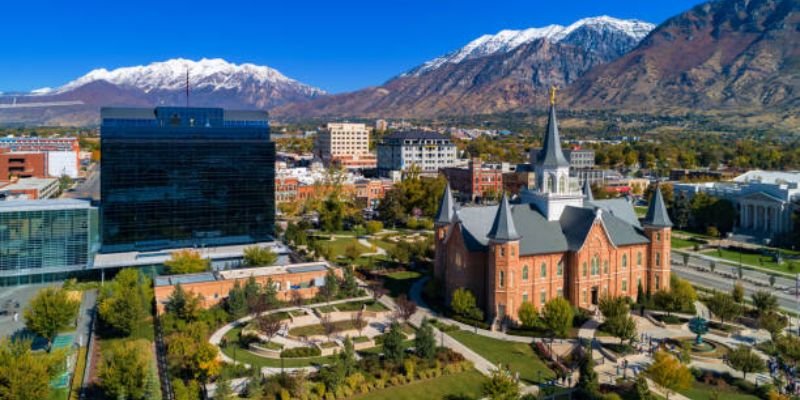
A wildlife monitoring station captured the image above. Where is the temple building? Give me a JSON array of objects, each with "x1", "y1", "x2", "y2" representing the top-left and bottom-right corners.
[{"x1": 433, "y1": 92, "x2": 672, "y2": 327}]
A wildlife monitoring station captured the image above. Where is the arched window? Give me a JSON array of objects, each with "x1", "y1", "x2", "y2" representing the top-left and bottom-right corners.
[
  {"x1": 582, "y1": 262, "x2": 588, "y2": 277},
  {"x1": 559, "y1": 175, "x2": 566, "y2": 194},
  {"x1": 547, "y1": 174, "x2": 556, "y2": 193},
  {"x1": 499, "y1": 271, "x2": 505, "y2": 288},
  {"x1": 656, "y1": 232, "x2": 661, "y2": 241},
  {"x1": 655, "y1": 252, "x2": 661, "y2": 267},
  {"x1": 522, "y1": 265, "x2": 529, "y2": 280},
  {"x1": 637, "y1": 251, "x2": 642, "y2": 266},
  {"x1": 622, "y1": 254, "x2": 628, "y2": 269},
  {"x1": 557, "y1": 261, "x2": 564, "y2": 276},
  {"x1": 540, "y1": 262, "x2": 547, "y2": 278},
  {"x1": 591, "y1": 255, "x2": 599, "y2": 275},
  {"x1": 603, "y1": 260, "x2": 609, "y2": 274}
]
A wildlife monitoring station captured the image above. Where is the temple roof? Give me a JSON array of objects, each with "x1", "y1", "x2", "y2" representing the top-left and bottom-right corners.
[
  {"x1": 487, "y1": 193, "x2": 521, "y2": 242},
  {"x1": 642, "y1": 185, "x2": 673, "y2": 228},
  {"x1": 537, "y1": 105, "x2": 570, "y2": 169}
]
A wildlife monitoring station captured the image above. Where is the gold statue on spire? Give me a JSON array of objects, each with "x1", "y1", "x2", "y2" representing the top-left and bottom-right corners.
[{"x1": 549, "y1": 86, "x2": 558, "y2": 105}]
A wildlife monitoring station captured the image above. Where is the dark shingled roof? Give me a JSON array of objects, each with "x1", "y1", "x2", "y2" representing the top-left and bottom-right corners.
[
  {"x1": 487, "y1": 194, "x2": 521, "y2": 242},
  {"x1": 435, "y1": 183, "x2": 455, "y2": 224},
  {"x1": 643, "y1": 185, "x2": 673, "y2": 228},
  {"x1": 455, "y1": 199, "x2": 648, "y2": 255},
  {"x1": 537, "y1": 105, "x2": 570, "y2": 169},
  {"x1": 587, "y1": 198, "x2": 641, "y2": 228}
]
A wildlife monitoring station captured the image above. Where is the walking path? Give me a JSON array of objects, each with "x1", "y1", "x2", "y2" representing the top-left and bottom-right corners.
[{"x1": 358, "y1": 238, "x2": 387, "y2": 256}]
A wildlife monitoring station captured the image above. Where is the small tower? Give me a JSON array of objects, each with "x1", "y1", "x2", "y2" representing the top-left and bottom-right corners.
[
  {"x1": 434, "y1": 182, "x2": 456, "y2": 282},
  {"x1": 583, "y1": 178, "x2": 594, "y2": 202},
  {"x1": 642, "y1": 184, "x2": 673, "y2": 293},
  {"x1": 530, "y1": 87, "x2": 583, "y2": 220},
  {"x1": 487, "y1": 193, "x2": 521, "y2": 327}
]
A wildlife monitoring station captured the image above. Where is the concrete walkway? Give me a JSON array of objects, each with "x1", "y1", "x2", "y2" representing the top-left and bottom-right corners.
[{"x1": 358, "y1": 238, "x2": 387, "y2": 256}]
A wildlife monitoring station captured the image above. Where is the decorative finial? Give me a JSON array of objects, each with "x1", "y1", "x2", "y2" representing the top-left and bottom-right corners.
[{"x1": 550, "y1": 86, "x2": 558, "y2": 105}]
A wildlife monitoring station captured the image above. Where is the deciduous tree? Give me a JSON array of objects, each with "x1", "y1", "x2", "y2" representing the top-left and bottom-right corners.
[
  {"x1": 706, "y1": 292, "x2": 741, "y2": 325},
  {"x1": 98, "y1": 339, "x2": 154, "y2": 400},
  {"x1": 98, "y1": 268, "x2": 152, "y2": 336},
  {"x1": 752, "y1": 291, "x2": 779, "y2": 315},
  {"x1": 24, "y1": 287, "x2": 79, "y2": 346},
  {"x1": 732, "y1": 282, "x2": 745, "y2": 303},
  {"x1": 395, "y1": 294, "x2": 417, "y2": 322},
  {"x1": 164, "y1": 249, "x2": 209, "y2": 274},
  {"x1": 517, "y1": 302, "x2": 537, "y2": 329},
  {"x1": 646, "y1": 350, "x2": 692, "y2": 400},
  {"x1": 540, "y1": 297, "x2": 574, "y2": 339},
  {"x1": 255, "y1": 314, "x2": 282, "y2": 342},
  {"x1": 243, "y1": 246, "x2": 278, "y2": 267},
  {"x1": 483, "y1": 365, "x2": 520, "y2": 400},
  {"x1": 728, "y1": 345, "x2": 766, "y2": 380},
  {"x1": 0, "y1": 338, "x2": 65, "y2": 400}
]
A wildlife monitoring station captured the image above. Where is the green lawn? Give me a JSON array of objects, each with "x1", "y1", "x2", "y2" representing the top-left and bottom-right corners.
[
  {"x1": 221, "y1": 326, "x2": 336, "y2": 368},
  {"x1": 289, "y1": 320, "x2": 357, "y2": 337},
  {"x1": 317, "y1": 237, "x2": 371, "y2": 260},
  {"x1": 678, "y1": 381, "x2": 760, "y2": 400},
  {"x1": 672, "y1": 237, "x2": 699, "y2": 249},
  {"x1": 352, "y1": 369, "x2": 486, "y2": 400},
  {"x1": 334, "y1": 300, "x2": 389, "y2": 312},
  {"x1": 710, "y1": 248, "x2": 788, "y2": 273},
  {"x1": 447, "y1": 330, "x2": 554, "y2": 384},
  {"x1": 383, "y1": 270, "x2": 423, "y2": 297},
  {"x1": 634, "y1": 206, "x2": 648, "y2": 218}
]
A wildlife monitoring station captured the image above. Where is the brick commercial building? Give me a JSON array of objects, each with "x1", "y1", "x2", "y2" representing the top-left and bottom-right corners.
[
  {"x1": 153, "y1": 262, "x2": 340, "y2": 313},
  {"x1": 0, "y1": 177, "x2": 60, "y2": 199},
  {"x1": 434, "y1": 100, "x2": 672, "y2": 328},
  {"x1": 440, "y1": 158, "x2": 510, "y2": 202},
  {"x1": 0, "y1": 137, "x2": 80, "y2": 179},
  {"x1": 0, "y1": 151, "x2": 48, "y2": 181},
  {"x1": 315, "y1": 123, "x2": 376, "y2": 169}
]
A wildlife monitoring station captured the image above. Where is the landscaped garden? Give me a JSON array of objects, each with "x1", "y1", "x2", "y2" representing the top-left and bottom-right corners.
[
  {"x1": 351, "y1": 369, "x2": 486, "y2": 400},
  {"x1": 446, "y1": 330, "x2": 554, "y2": 384}
]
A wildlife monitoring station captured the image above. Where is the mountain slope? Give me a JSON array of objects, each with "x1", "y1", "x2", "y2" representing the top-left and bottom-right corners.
[
  {"x1": 567, "y1": 0, "x2": 800, "y2": 112},
  {"x1": 0, "y1": 58, "x2": 325, "y2": 125},
  {"x1": 276, "y1": 17, "x2": 654, "y2": 119}
]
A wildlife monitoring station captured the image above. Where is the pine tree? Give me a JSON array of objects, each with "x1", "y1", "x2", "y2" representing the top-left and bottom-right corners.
[
  {"x1": 637, "y1": 282, "x2": 646, "y2": 305},
  {"x1": 577, "y1": 353, "x2": 599, "y2": 399},
  {"x1": 415, "y1": 318, "x2": 436, "y2": 360},
  {"x1": 635, "y1": 374, "x2": 652, "y2": 400},
  {"x1": 383, "y1": 322, "x2": 405, "y2": 364},
  {"x1": 226, "y1": 281, "x2": 248, "y2": 319},
  {"x1": 342, "y1": 266, "x2": 359, "y2": 297},
  {"x1": 214, "y1": 373, "x2": 233, "y2": 400}
]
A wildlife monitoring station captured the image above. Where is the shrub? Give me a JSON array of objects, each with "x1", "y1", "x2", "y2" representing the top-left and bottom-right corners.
[{"x1": 280, "y1": 346, "x2": 321, "y2": 358}]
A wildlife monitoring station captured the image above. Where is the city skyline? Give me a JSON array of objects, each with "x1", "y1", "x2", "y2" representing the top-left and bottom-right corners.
[{"x1": 0, "y1": 0, "x2": 705, "y2": 94}]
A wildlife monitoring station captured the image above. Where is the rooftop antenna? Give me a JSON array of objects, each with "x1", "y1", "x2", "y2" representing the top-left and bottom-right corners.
[{"x1": 185, "y1": 66, "x2": 190, "y2": 107}]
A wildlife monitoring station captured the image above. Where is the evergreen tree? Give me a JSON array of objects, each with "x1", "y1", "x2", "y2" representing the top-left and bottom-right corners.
[
  {"x1": 342, "y1": 266, "x2": 359, "y2": 297},
  {"x1": 415, "y1": 318, "x2": 436, "y2": 360},
  {"x1": 226, "y1": 281, "x2": 248, "y2": 319},
  {"x1": 165, "y1": 284, "x2": 201, "y2": 321},
  {"x1": 320, "y1": 269, "x2": 340, "y2": 302},
  {"x1": 577, "y1": 354, "x2": 599, "y2": 399},
  {"x1": 637, "y1": 282, "x2": 646, "y2": 305},
  {"x1": 635, "y1": 374, "x2": 652, "y2": 400},
  {"x1": 213, "y1": 373, "x2": 233, "y2": 400},
  {"x1": 339, "y1": 337, "x2": 357, "y2": 376},
  {"x1": 383, "y1": 322, "x2": 405, "y2": 364},
  {"x1": 262, "y1": 278, "x2": 278, "y2": 309},
  {"x1": 244, "y1": 369, "x2": 263, "y2": 399}
]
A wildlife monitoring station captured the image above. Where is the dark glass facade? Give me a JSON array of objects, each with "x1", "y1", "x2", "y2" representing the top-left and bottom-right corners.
[{"x1": 100, "y1": 107, "x2": 275, "y2": 253}]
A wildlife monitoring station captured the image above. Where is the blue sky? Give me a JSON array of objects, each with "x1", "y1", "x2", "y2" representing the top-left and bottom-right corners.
[{"x1": 0, "y1": 0, "x2": 705, "y2": 94}]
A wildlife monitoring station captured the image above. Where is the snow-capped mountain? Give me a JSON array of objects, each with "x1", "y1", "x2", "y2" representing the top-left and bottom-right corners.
[
  {"x1": 405, "y1": 16, "x2": 654, "y2": 77},
  {"x1": 56, "y1": 58, "x2": 325, "y2": 97},
  {"x1": 278, "y1": 16, "x2": 655, "y2": 119},
  {"x1": 1, "y1": 58, "x2": 326, "y2": 125}
]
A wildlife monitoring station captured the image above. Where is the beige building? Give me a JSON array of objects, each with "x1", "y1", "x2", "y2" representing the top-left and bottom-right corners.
[{"x1": 315, "y1": 123, "x2": 373, "y2": 168}]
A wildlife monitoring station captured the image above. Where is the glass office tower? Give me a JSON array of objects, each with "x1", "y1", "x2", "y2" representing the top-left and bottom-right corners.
[
  {"x1": 100, "y1": 107, "x2": 275, "y2": 253},
  {"x1": 0, "y1": 199, "x2": 98, "y2": 286}
]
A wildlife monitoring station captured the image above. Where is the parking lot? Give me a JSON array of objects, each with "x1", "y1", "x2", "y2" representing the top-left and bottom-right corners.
[{"x1": 0, "y1": 283, "x2": 59, "y2": 339}]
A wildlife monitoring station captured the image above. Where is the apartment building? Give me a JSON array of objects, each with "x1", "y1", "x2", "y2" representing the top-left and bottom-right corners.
[{"x1": 377, "y1": 131, "x2": 457, "y2": 177}]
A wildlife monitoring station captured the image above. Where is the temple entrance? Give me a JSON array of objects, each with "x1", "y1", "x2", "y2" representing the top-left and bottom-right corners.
[{"x1": 591, "y1": 286, "x2": 599, "y2": 305}]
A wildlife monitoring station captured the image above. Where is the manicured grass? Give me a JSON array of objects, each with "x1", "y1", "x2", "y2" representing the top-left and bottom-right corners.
[
  {"x1": 678, "y1": 381, "x2": 760, "y2": 400},
  {"x1": 335, "y1": 300, "x2": 389, "y2": 312},
  {"x1": 68, "y1": 347, "x2": 87, "y2": 400},
  {"x1": 351, "y1": 369, "x2": 486, "y2": 400},
  {"x1": 220, "y1": 326, "x2": 336, "y2": 367},
  {"x1": 352, "y1": 336, "x2": 371, "y2": 343},
  {"x1": 447, "y1": 330, "x2": 554, "y2": 384},
  {"x1": 710, "y1": 248, "x2": 787, "y2": 272},
  {"x1": 48, "y1": 388, "x2": 69, "y2": 400},
  {"x1": 260, "y1": 341, "x2": 283, "y2": 350},
  {"x1": 383, "y1": 270, "x2": 423, "y2": 297},
  {"x1": 317, "y1": 237, "x2": 371, "y2": 260},
  {"x1": 315, "y1": 305, "x2": 338, "y2": 313},
  {"x1": 672, "y1": 237, "x2": 699, "y2": 249},
  {"x1": 289, "y1": 320, "x2": 356, "y2": 337}
]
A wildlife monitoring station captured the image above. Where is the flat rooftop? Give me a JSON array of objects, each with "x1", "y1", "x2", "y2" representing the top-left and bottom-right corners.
[
  {"x1": 93, "y1": 241, "x2": 290, "y2": 269},
  {"x1": 154, "y1": 262, "x2": 330, "y2": 287},
  {"x1": 0, "y1": 178, "x2": 57, "y2": 191},
  {"x1": 0, "y1": 198, "x2": 92, "y2": 212}
]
